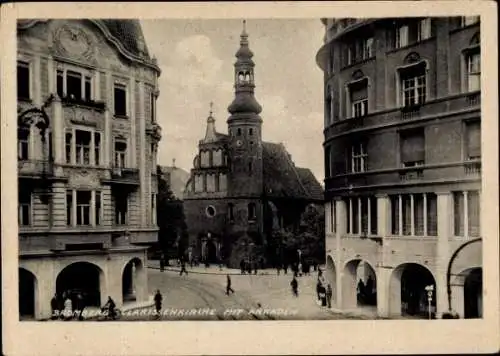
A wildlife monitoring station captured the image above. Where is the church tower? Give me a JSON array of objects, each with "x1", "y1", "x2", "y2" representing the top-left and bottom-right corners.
[{"x1": 227, "y1": 20, "x2": 263, "y2": 197}]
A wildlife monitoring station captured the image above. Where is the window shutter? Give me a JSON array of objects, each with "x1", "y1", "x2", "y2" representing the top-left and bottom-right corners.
[
  {"x1": 401, "y1": 132, "x2": 425, "y2": 163},
  {"x1": 467, "y1": 122, "x2": 481, "y2": 158}
]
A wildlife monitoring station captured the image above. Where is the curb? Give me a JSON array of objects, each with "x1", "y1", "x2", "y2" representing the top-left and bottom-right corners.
[{"x1": 147, "y1": 265, "x2": 273, "y2": 276}]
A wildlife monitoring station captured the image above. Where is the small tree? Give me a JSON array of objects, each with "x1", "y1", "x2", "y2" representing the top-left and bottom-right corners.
[{"x1": 157, "y1": 166, "x2": 188, "y2": 260}]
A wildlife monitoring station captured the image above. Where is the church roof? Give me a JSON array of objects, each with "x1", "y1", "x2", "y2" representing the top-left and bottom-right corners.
[{"x1": 262, "y1": 142, "x2": 323, "y2": 201}]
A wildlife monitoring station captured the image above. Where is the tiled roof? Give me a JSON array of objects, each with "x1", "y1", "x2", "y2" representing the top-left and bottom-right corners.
[
  {"x1": 100, "y1": 20, "x2": 150, "y2": 58},
  {"x1": 262, "y1": 142, "x2": 323, "y2": 201}
]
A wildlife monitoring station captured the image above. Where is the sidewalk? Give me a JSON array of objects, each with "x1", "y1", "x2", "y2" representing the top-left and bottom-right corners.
[{"x1": 148, "y1": 259, "x2": 271, "y2": 275}]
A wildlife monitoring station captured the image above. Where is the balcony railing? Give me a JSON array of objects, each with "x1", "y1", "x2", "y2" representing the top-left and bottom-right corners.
[
  {"x1": 109, "y1": 167, "x2": 140, "y2": 185},
  {"x1": 325, "y1": 92, "x2": 481, "y2": 138},
  {"x1": 18, "y1": 159, "x2": 53, "y2": 177},
  {"x1": 326, "y1": 160, "x2": 481, "y2": 190}
]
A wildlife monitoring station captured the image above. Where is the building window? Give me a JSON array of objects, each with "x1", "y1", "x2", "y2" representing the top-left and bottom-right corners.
[
  {"x1": 393, "y1": 18, "x2": 432, "y2": 49},
  {"x1": 151, "y1": 193, "x2": 157, "y2": 225},
  {"x1": 206, "y1": 205, "x2": 216, "y2": 218},
  {"x1": 400, "y1": 129, "x2": 425, "y2": 167},
  {"x1": 461, "y1": 16, "x2": 480, "y2": 27},
  {"x1": 17, "y1": 61, "x2": 31, "y2": 100},
  {"x1": 66, "y1": 71, "x2": 82, "y2": 100},
  {"x1": 249, "y1": 128, "x2": 253, "y2": 136},
  {"x1": 18, "y1": 126, "x2": 30, "y2": 160},
  {"x1": 94, "y1": 132, "x2": 101, "y2": 166},
  {"x1": 345, "y1": 197, "x2": 377, "y2": 235},
  {"x1": 75, "y1": 130, "x2": 91, "y2": 165},
  {"x1": 466, "y1": 52, "x2": 481, "y2": 92},
  {"x1": 454, "y1": 191, "x2": 480, "y2": 238},
  {"x1": 345, "y1": 36, "x2": 374, "y2": 66},
  {"x1": 150, "y1": 92, "x2": 156, "y2": 123},
  {"x1": 248, "y1": 161, "x2": 253, "y2": 174},
  {"x1": 18, "y1": 190, "x2": 31, "y2": 226},
  {"x1": 95, "y1": 191, "x2": 102, "y2": 226},
  {"x1": 351, "y1": 142, "x2": 368, "y2": 173},
  {"x1": 76, "y1": 191, "x2": 91, "y2": 226},
  {"x1": 115, "y1": 194, "x2": 128, "y2": 225},
  {"x1": 65, "y1": 130, "x2": 72, "y2": 164},
  {"x1": 114, "y1": 83, "x2": 127, "y2": 116},
  {"x1": 228, "y1": 203, "x2": 234, "y2": 222},
  {"x1": 237, "y1": 128, "x2": 242, "y2": 136},
  {"x1": 114, "y1": 140, "x2": 127, "y2": 168},
  {"x1": 391, "y1": 193, "x2": 437, "y2": 236},
  {"x1": 248, "y1": 203, "x2": 257, "y2": 221},
  {"x1": 66, "y1": 190, "x2": 73, "y2": 226},
  {"x1": 349, "y1": 80, "x2": 368, "y2": 118},
  {"x1": 325, "y1": 146, "x2": 331, "y2": 178},
  {"x1": 465, "y1": 121, "x2": 481, "y2": 160},
  {"x1": 400, "y1": 65, "x2": 426, "y2": 107}
]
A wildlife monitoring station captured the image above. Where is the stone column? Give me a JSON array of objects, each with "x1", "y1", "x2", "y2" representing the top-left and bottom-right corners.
[
  {"x1": 436, "y1": 191, "x2": 453, "y2": 317},
  {"x1": 451, "y1": 283, "x2": 465, "y2": 318},
  {"x1": 33, "y1": 261, "x2": 56, "y2": 320},
  {"x1": 334, "y1": 198, "x2": 347, "y2": 308},
  {"x1": 376, "y1": 194, "x2": 390, "y2": 317},
  {"x1": 138, "y1": 81, "x2": 147, "y2": 226},
  {"x1": 52, "y1": 96, "x2": 64, "y2": 165},
  {"x1": 129, "y1": 78, "x2": 137, "y2": 168}
]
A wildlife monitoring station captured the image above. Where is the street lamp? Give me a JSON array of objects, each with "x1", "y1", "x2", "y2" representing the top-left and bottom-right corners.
[{"x1": 424, "y1": 284, "x2": 434, "y2": 320}]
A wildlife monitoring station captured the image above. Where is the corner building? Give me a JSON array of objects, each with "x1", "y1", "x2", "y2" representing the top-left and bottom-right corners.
[
  {"x1": 184, "y1": 24, "x2": 323, "y2": 268},
  {"x1": 17, "y1": 20, "x2": 161, "y2": 319},
  {"x1": 316, "y1": 17, "x2": 482, "y2": 318}
]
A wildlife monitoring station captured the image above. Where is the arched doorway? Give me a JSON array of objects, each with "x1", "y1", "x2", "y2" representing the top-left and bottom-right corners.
[
  {"x1": 342, "y1": 259, "x2": 377, "y2": 309},
  {"x1": 206, "y1": 240, "x2": 217, "y2": 264},
  {"x1": 56, "y1": 262, "x2": 103, "y2": 307},
  {"x1": 390, "y1": 263, "x2": 436, "y2": 318},
  {"x1": 19, "y1": 268, "x2": 37, "y2": 319},
  {"x1": 463, "y1": 268, "x2": 482, "y2": 319},
  {"x1": 122, "y1": 258, "x2": 144, "y2": 302}
]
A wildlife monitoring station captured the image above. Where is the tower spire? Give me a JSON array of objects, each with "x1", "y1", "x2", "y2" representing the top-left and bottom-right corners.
[{"x1": 203, "y1": 102, "x2": 217, "y2": 143}]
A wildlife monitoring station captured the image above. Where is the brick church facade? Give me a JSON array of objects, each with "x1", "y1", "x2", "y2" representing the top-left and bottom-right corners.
[{"x1": 183, "y1": 22, "x2": 323, "y2": 268}]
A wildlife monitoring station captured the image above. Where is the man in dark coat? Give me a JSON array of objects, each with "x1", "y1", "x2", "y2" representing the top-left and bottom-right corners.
[
  {"x1": 290, "y1": 276, "x2": 298, "y2": 297},
  {"x1": 154, "y1": 290, "x2": 163, "y2": 316},
  {"x1": 326, "y1": 284, "x2": 333, "y2": 308},
  {"x1": 226, "y1": 274, "x2": 235, "y2": 295},
  {"x1": 240, "y1": 259, "x2": 245, "y2": 275},
  {"x1": 159, "y1": 254, "x2": 165, "y2": 272},
  {"x1": 50, "y1": 293, "x2": 59, "y2": 319},
  {"x1": 179, "y1": 259, "x2": 188, "y2": 276}
]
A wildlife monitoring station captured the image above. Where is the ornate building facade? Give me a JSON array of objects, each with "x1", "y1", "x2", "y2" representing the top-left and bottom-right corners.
[
  {"x1": 184, "y1": 23, "x2": 324, "y2": 268},
  {"x1": 317, "y1": 17, "x2": 482, "y2": 318},
  {"x1": 17, "y1": 20, "x2": 161, "y2": 319}
]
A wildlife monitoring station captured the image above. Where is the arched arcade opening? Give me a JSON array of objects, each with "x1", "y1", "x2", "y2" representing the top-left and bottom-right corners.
[
  {"x1": 390, "y1": 263, "x2": 436, "y2": 318},
  {"x1": 122, "y1": 258, "x2": 144, "y2": 302},
  {"x1": 342, "y1": 259, "x2": 377, "y2": 309},
  {"x1": 19, "y1": 268, "x2": 37, "y2": 319},
  {"x1": 463, "y1": 268, "x2": 482, "y2": 319},
  {"x1": 56, "y1": 262, "x2": 103, "y2": 307}
]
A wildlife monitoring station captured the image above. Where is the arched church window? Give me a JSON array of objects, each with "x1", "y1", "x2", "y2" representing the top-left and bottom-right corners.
[
  {"x1": 248, "y1": 203, "x2": 257, "y2": 221},
  {"x1": 249, "y1": 128, "x2": 253, "y2": 136},
  {"x1": 219, "y1": 173, "x2": 227, "y2": 191},
  {"x1": 213, "y1": 149, "x2": 223, "y2": 166},
  {"x1": 248, "y1": 161, "x2": 253, "y2": 174},
  {"x1": 237, "y1": 128, "x2": 242, "y2": 136}
]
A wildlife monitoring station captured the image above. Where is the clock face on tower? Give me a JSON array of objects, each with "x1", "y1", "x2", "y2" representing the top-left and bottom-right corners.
[{"x1": 236, "y1": 140, "x2": 243, "y2": 147}]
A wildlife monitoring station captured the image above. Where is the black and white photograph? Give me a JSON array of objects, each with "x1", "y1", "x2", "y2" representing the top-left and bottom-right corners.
[{"x1": 1, "y1": 1, "x2": 499, "y2": 355}]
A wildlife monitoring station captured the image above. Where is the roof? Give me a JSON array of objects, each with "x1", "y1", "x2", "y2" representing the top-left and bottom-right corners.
[
  {"x1": 262, "y1": 142, "x2": 323, "y2": 201},
  {"x1": 100, "y1": 20, "x2": 150, "y2": 58}
]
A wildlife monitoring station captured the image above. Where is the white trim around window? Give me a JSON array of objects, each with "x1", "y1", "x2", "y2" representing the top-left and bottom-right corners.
[
  {"x1": 64, "y1": 126, "x2": 102, "y2": 167},
  {"x1": 113, "y1": 80, "x2": 129, "y2": 117},
  {"x1": 54, "y1": 62, "x2": 95, "y2": 101}
]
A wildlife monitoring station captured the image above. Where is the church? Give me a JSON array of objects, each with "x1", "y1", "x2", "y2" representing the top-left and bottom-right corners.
[{"x1": 183, "y1": 22, "x2": 323, "y2": 268}]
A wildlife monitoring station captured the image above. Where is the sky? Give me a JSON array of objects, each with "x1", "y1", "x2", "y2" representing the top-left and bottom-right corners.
[{"x1": 141, "y1": 19, "x2": 325, "y2": 182}]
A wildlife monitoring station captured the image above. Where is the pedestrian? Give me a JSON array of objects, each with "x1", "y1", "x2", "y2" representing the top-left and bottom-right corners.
[
  {"x1": 357, "y1": 279, "x2": 365, "y2": 304},
  {"x1": 50, "y1": 293, "x2": 59, "y2": 320},
  {"x1": 179, "y1": 260, "x2": 188, "y2": 276},
  {"x1": 240, "y1": 259, "x2": 245, "y2": 275},
  {"x1": 154, "y1": 290, "x2": 163, "y2": 317},
  {"x1": 277, "y1": 265, "x2": 281, "y2": 275},
  {"x1": 290, "y1": 276, "x2": 299, "y2": 297},
  {"x1": 159, "y1": 253, "x2": 165, "y2": 272},
  {"x1": 366, "y1": 275, "x2": 374, "y2": 304},
  {"x1": 62, "y1": 295, "x2": 73, "y2": 320},
  {"x1": 284, "y1": 263, "x2": 288, "y2": 275},
  {"x1": 319, "y1": 284, "x2": 327, "y2": 307},
  {"x1": 226, "y1": 274, "x2": 235, "y2": 295},
  {"x1": 326, "y1": 284, "x2": 333, "y2": 308},
  {"x1": 316, "y1": 279, "x2": 322, "y2": 301},
  {"x1": 102, "y1": 296, "x2": 117, "y2": 320}
]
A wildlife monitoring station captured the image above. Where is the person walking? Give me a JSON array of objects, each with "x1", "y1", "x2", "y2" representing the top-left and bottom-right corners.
[
  {"x1": 240, "y1": 259, "x2": 245, "y2": 275},
  {"x1": 179, "y1": 259, "x2": 188, "y2": 276},
  {"x1": 159, "y1": 253, "x2": 165, "y2": 272},
  {"x1": 276, "y1": 264, "x2": 281, "y2": 276},
  {"x1": 290, "y1": 276, "x2": 299, "y2": 297},
  {"x1": 357, "y1": 279, "x2": 365, "y2": 304},
  {"x1": 326, "y1": 284, "x2": 333, "y2": 308},
  {"x1": 154, "y1": 290, "x2": 163, "y2": 317},
  {"x1": 50, "y1": 293, "x2": 59, "y2": 319},
  {"x1": 226, "y1": 274, "x2": 235, "y2": 295}
]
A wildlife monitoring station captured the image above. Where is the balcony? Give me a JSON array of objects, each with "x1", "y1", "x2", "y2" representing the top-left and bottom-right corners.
[
  {"x1": 63, "y1": 99, "x2": 106, "y2": 127},
  {"x1": 326, "y1": 160, "x2": 481, "y2": 191},
  {"x1": 325, "y1": 92, "x2": 481, "y2": 139},
  {"x1": 18, "y1": 160, "x2": 53, "y2": 178},
  {"x1": 102, "y1": 167, "x2": 140, "y2": 186}
]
